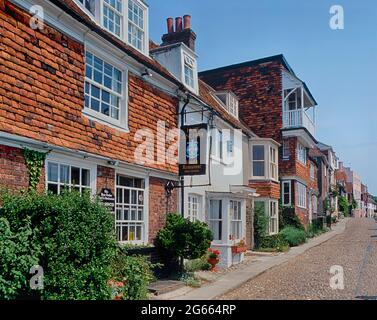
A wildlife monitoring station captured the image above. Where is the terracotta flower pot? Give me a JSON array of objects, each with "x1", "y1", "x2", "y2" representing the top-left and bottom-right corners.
[
  {"x1": 231, "y1": 245, "x2": 247, "y2": 254},
  {"x1": 208, "y1": 257, "x2": 219, "y2": 271}
]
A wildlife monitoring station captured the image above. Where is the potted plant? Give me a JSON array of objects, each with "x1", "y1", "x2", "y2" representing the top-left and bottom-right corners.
[
  {"x1": 108, "y1": 280, "x2": 125, "y2": 300},
  {"x1": 207, "y1": 248, "x2": 220, "y2": 271},
  {"x1": 231, "y1": 238, "x2": 248, "y2": 254}
]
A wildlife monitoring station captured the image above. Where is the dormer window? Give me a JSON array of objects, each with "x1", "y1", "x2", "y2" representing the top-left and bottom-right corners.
[
  {"x1": 214, "y1": 91, "x2": 239, "y2": 119},
  {"x1": 74, "y1": 0, "x2": 149, "y2": 55},
  {"x1": 184, "y1": 54, "x2": 195, "y2": 89},
  {"x1": 103, "y1": 0, "x2": 123, "y2": 37},
  {"x1": 77, "y1": 0, "x2": 96, "y2": 16}
]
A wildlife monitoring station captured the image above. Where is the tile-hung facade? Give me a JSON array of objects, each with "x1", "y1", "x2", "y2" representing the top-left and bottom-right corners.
[
  {"x1": 200, "y1": 55, "x2": 319, "y2": 228},
  {"x1": 151, "y1": 18, "x2": 280, "y2": 267},
  {"x1": 0, "y1": 0, "x2": 189, "y2": 244}
]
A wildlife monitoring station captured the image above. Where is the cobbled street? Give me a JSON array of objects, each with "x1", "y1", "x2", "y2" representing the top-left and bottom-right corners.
[{"x1": 219, "y1": 219, "x2": 377, "y2": 300}]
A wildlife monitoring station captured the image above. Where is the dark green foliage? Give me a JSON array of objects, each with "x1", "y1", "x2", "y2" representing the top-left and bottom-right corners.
[
  {"x1": 280, "y1": 226, "x2": 307, "y2": 247},
  {"x1": 184, "y1": 258, "x2": 212, "y2": 272},
  {"x1": 253, "y1": 201, "x2": 269, "y2": 247},
  {"x1": 110, "y1": 249, "x2": 155, "y2": 300},
  {"x1": 0, "y1": 190, "x2": 116, "y2": 300},
  {"x1": 155, "y1": 213, "x2": 213, "y2": 264},
  {"x1": 279, "y1": 206, "x2": 304, "y2": 230},
  {"x1": 259, "y1": 233, "x2": 289, "y2": 252},
  {"x1": 338, "y1": 196, "x2": 349, "y2": 217},
  {"x1": 306, "y1": 218, "x2": 324, "y2": 238},
  {"x1": 352, "y1": 199, "x2": 358, "y2": 209},
  {"x1": 0, "y1": 217, "x2": 41, "y2": 299}
]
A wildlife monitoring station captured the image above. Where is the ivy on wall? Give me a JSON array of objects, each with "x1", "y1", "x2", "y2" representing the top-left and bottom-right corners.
[{"x1": 22, "y1": 148, "x2": 47, "y2": 190}]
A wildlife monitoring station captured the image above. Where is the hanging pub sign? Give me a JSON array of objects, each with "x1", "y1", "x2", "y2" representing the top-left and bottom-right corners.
[
  {"x1": 179, "y1": 123, "x2": 208, "y2": 176},
  {"x1": 99, "y1": 188, "x2": 115, "y2": 212}
]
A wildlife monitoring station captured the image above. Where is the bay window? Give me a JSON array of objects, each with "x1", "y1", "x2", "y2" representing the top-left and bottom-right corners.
[
  {"x1": 251, "y1": 142, "x2": 279, "y2": 180},
  {"x1": 297, "y1": 182, "x2": 307, "y2": 208},
  {"x1": 230, "y1": 200, "x2": 242, "y2": 240},
  {"x1": 209, "y1": 200, "x2": 222, "y2": 241}
]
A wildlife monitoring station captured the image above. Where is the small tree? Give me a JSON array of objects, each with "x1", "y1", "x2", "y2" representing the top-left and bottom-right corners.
[{"x1": 155, "y1": 214, "x2": 213, "y2": 272}]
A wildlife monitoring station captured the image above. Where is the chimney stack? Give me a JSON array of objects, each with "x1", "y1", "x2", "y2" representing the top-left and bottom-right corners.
[
  {"x1": 161, "y1": 15, "x2": 197, "y2": 52},
  {"x1": 183, "y1": 15, "x2": 191, "y2": 30},
  {"x1": 167, "y1": 17, "x2": 174, "y2": 33},
  {"x1": 175, "y1": 17, "x2": 183, "y2": 32}
]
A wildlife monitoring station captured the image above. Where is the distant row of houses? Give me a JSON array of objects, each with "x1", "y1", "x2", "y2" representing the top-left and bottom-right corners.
[{"x1": 0, "y1": 0, "x2": 376, "y2": 268}]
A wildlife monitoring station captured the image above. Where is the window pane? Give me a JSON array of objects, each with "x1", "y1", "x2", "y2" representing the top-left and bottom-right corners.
[
  {"x1": 47, "y1": 162, "x2": 59, "y2": 182},
  {"x1": 71, "y1": 167, "x2": 80, "y2": 185},
  {"x1": 60, "y1": 165, "x2": 69, "y2": 184},
  {"x1": 47, "y1": 183, "x2": 58, "y2": 194},
  {"x1": 210, "y1": 200, "x2": 222, "y2": 219},
  {"x1": 253, "y1": 162, "x2": 265, "y2": 176},
  {"x1": 253, "y1": 145, "x2": 264, "y2": 160},
  {"x1": 81, "y1": 169, "x2": 90, "y2": 186}
]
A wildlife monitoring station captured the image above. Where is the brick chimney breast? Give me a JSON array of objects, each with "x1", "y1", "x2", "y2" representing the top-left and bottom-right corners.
[{"x1": 161, "y1": 15, "x2": 197, "y2": 51}]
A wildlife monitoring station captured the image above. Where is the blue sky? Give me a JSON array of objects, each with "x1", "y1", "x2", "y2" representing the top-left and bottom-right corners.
[{"x1": 149, "y1": 0, "x2": 377, "y2": 194}]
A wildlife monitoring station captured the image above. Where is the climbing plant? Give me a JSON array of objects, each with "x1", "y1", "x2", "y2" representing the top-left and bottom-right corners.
[{"x1": 22, "y1": 148, "x2": 47, "y2": 190}]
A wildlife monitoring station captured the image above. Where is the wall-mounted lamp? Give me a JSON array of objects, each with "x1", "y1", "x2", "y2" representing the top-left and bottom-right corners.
[
  {"x1": 107, "y1": 160, "x2": 120, "y2": 166},
  {"x1": 141, "y1": 68, "x2": 153, "y2": 77}
]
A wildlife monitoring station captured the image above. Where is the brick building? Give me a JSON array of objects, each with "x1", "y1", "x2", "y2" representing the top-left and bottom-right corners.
[
  {"x1": 200, "y1": 55, "x2": 319, "y2": 227},
  {"x1": 0, "y1": 0, "x2": 189, "y2": 244}
]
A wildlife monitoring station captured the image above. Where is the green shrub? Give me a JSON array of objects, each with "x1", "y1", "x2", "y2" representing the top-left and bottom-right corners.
[
  {"x1": 110, "y1": 249, "x2": 155, "y2": 300},
  {"x1": 155, "y1": 214, "x2": 213, "y2": 268},
  {"x1": 259, "y1": 233, "x2": 289, "y2": 252},
  {"x1": 254, "y1": 201, "x2": 269, "y2": 247},
  {"x1": 280, "y1": 226, "x2": 307, "y2": 247},
  {"x1": 0, "y1": 190, "x2": 116, "y2": 300},
  {"x1": 279, "y1": 206, "x2": 304, "y2": 230},
  {"x1": 338, "y1": 196, "x2": 349, "y2": 217},
  {"x1": 184, "y1": 258, "x2": 211, "y2": 272},
  {"x1": 0, "y1": 217, "x2": 41, "y2": 299}
]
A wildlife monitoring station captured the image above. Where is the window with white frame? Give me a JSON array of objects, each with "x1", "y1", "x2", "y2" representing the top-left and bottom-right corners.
[
  {"x1": 230, "y1": 200, "x2": 242, "y2": 240},
  {"x1": 128, "y1": 0, "x2": 145, "y2": 51},
  {"x1": 85, "y1": 51, "x2": 124, "y2": 123},
  {"x1": 282, "y1": 139, "x2": 290, "y2": 159},
  {"x1": 115, "y1": 175, "x2": 146, "y2": 243},
  {"x1": 188, "y1": 194, "x2": 200, "y2": 222},
  {"x1": 209, "y1": 200, "x2": 222, "y2": 241},
  {"x1": 284, "y1": 89, "x2": 302, "y2": 111},
  {"x1": 269, "y1": 146, "x2": 278, "y2": 180},
  {"x1": 310, "y1": 163, "x2": 315, "y2": 180},
  {"x1": 282, "y1": 181, "x2": 291, "y2": 206},
  {"x1": 103, "y1": 0, "x2": 123, "y2": 37},
  {"x1": 269, "y1": 200, "x2": 278, "y2": 235},
  {"x1": 184, "y1": 54, "x2": 195, "y2": 89},
  {"x1": 228, "y1": 94, "x2": 239, "y2": 118},
  {"x1": 46, "y1": 161, "x2": 92, "y2": 194},
  {"x1": 297, "y1": 182, "x2": 307, "y2": 209},
  {"x1": 297, "y1": 142, "x2": 307, "y2": 165},
  {"x1": 252, "y1": 145, "x2": 265, "y2": 177},
  {"x1": 77, "y1": 0, "x2": 96, "y2": 16}
]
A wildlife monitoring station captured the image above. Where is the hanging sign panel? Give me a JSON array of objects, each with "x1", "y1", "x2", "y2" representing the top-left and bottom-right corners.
[{"x1": 179, "y1": 123, "x2": 208, "y2": 176}]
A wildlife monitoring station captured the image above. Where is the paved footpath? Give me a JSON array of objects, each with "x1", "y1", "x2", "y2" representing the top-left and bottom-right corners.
[{"x1": 171, "y1": 218, "x2": 377, "y2": 300}]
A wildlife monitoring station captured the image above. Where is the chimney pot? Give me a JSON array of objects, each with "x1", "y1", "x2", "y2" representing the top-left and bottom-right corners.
[
  {"x1": 175, "y1": 17, "x2": 183, "y2": 32},
  {"x1": 167, "y1": 17, "x2": 174, "y2": 33},
  {"x1": 183, "y1": 15, "x2": 191, "y2": 30}
]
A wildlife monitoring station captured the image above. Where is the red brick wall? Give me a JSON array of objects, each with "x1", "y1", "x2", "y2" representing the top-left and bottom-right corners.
[
  {"x1": 200, "y1": 61, "x2": 283, "y2": 143},
  {"x1": 96, "y1": 165, "x2": 115, "y2": 193},
  {"x1": 0, "y1": 1, "x2": 178, "y2": 175},
  {"x1": 0, "y1": 144, "x2": 45, "y2": 192},
  {"x1": 249, "y1": 180, "x2": 280, "y2": 199},
  {"x1": 148, "y1": 177, "x2": 178, "y2": 242}
]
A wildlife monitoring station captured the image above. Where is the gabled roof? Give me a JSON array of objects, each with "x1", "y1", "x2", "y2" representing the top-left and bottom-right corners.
[
  {"x1": 317, "y1": 141, "x2": 334, "y2": 152},
  {"x1": 199, "y1": 54, "x2": 317, "y2": 105},
  {"x1": 198, "y1": 80, "x2": 255, "y2": 136},
  {"x1": 48, "y1": 0, "x2": 184, "y2": 89}
]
